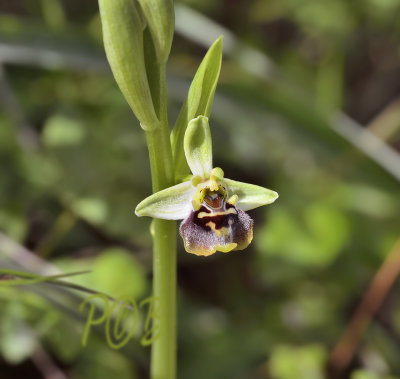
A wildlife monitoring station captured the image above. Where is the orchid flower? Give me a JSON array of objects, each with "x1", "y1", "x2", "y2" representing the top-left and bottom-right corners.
[{"x1": 135, "y1": 116, "x2": 278, "y2": 256}]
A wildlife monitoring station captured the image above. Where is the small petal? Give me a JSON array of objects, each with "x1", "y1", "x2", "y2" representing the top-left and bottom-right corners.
[
  {"x1": 209, "y1": 167, "x2": 224, "y2": 190},
  {"x1": 179, "y1": 204, "x2": 253, "y2": 256},
  {"x1": 184, "y1": 116, "x2": 213, "y2": 178},
  {"x1": 223, "y1": 178, "x2": 278, "y2": 211},
  {"x1": 135, "y1": 181, "x2": 194, "y2": 220}
]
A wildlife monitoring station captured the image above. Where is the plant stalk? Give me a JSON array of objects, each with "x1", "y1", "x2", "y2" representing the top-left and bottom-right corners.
[{"x1": 145, "y1": 63, "x2": 176, "y2": 379}]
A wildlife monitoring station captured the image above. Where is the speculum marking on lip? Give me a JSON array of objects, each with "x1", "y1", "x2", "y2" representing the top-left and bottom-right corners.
[
  {"x1": 205, "y1": 221, "x2": 229, "y2": 237},
  {"x1": 179, "y1": 205, "x2": 253, "y2": 256},
  {"x1": 194, "y1": 190, "x2": 238, "y2": 233},
  {"x1": 197, "y1": 207, "x2": 236, "y2": 219},
  {"x1": 179, "y1": 186, "x2": 254, "y2": 256}
]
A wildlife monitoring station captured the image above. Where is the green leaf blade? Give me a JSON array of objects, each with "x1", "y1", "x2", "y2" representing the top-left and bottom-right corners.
[{"x1": 0, "y1": 269, "x2": 90, "y2": 287}]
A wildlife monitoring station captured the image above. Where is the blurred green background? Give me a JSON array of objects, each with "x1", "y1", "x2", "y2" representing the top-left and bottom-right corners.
[{"x1": 0, "y1": 0, "x2": 400, "y2": 378}]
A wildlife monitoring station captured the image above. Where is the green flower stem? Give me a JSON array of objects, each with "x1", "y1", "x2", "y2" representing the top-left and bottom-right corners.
[
  {"x1": 150, "y1": 217, "x2": 176, "y2": 379},
  {"x1": 145, "y1": 63, "x2": 176, "y2": 379}
]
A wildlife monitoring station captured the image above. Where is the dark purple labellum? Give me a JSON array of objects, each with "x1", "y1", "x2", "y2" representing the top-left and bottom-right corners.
[{"x1": 179, "y1": 191, "x2": 253, "y2": 256}]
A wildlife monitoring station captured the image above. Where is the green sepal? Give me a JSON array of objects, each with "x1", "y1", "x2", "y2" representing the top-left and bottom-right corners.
[
  {"x1": 171, "y1": 36, "x2": 223, "y2": 180},
  {"x1": 137, "y1": 0, "x2": 174, "y2": 63},
  {"x1": 184, "y1": 116, "x2": 213, "y2": 179},
  {"x1": 135, "y1": 180, "x2": 194, "y2": 220},
  {"x1": 98, "y1": 0, "x2": 159, "y2": 131},
  {"x1": 223, "y1": 178, "x2": 279, "y2": 211}
]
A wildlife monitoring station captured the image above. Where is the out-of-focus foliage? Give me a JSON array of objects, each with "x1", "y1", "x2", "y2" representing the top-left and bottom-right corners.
[{"x1": 0, "y1": 0, "x2": 400, "y2": 378}]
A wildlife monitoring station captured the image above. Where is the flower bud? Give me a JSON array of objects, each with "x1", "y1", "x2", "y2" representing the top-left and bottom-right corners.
[
  {"x1": 99, "y1": 0, "x2": 159, "y2": 130},
  {"x1": 137, "y1": 0, "x2": 175, "y2": 63}
]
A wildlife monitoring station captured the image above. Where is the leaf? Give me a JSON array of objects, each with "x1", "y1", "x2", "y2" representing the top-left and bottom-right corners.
[
  {"x1": 0, "y1": 269, "x2": 90, "y2": 287},
  {"x1": 171, "y1": 36, "x2": 223, "y2": 180}
]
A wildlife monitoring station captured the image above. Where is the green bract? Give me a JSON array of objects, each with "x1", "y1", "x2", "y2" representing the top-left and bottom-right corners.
[
  {"x1": 171, "y1": 37, "x2": 223, "y2": 180},
  {"x1": 136, "y1": 116, "x2": 278, "y2": 256},
  {"x1": 99, "y1": 0, "x2": 159, "y2": 131}
]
